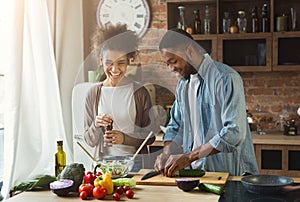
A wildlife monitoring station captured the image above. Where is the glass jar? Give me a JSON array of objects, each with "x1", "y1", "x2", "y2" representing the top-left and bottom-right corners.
[
  {"x1": 237, "y1": 10, "x2": 247, "y2": 33},
  {"x1": 251, "y1": 6, "x2": 259, "y2": 33},
  {"x1": 222, "y1": 12, "x2": 231, "y2": 33},
  {"x1": 261, "y1": 4, "x2": 269, "y2": 32},
  {"x1": 177, "y1": 6, "x2": 186, "y2": 31},
  {"x1": 203, "y1": 5, "x2": 211, "y2": 34},
  {"x1": 193, "y1": 9, "x2": 201, "y2": 34}
]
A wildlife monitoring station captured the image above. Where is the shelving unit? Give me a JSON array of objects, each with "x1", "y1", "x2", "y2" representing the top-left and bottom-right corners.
[{"x1": 166, "y1": 0, "x2": 300, "y2": 72}]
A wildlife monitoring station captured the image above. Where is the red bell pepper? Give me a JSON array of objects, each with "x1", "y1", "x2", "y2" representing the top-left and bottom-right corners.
[{"x1": 83, "y1": 171, "x2": 96, "y2": 185}]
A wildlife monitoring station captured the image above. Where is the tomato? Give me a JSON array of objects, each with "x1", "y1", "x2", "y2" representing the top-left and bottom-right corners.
[
  {"x1": 123, "y1": 185, "x2": 130, "y2": 192},
  {"x1": 79, "y1": 191, "x2": 87, "y2": 200},
  {"x1": 115, "y1": 186, "x2": 123, "y2": 195},
  {"x1": 113, "y1": 192, "x2": 121, "y2": 201},
  {"x1": 125, "y1": 190, "x2": 134, "y2": 199},
  {"x1": 93, "y1": 187, "x2": 107, "y2": 199},
  {"x1": 78, "y1": 183, "x2": 94, "y2": 197}
]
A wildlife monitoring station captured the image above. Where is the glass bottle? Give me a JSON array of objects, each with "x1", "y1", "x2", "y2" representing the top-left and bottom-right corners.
[
  {"x1": 193, "y1": 9, "x2": 201, "y2": 34},
  {"x1": 237, "y1": 10, "x2": 247, "y2": 33},
  {"x1": 203, "y1": 5, "x2": 211, "y2": 34},
  {"x1": 251, "y1": 6, "x2": 259, "y2": 33},
  {"x1": 177, "y1": 6, "x2": 186, "y2": 31},
  {"x1": 261, "y1": 4, "x2": 269, "y2": 32},
  {"x1": 222, "y1": 12, "x2": 231, "y2": 33},
  {"x1": 55, "y1": 140, "x2": 66, "y2": 176}
]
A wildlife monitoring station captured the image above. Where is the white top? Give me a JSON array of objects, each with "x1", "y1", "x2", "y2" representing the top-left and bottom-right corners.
[
  {"x1": 188, "y1": 74, "x2": 203, "y2": 169},
  {"x1": 98, "y1": 83, "x2": 136, "y2": 156}
]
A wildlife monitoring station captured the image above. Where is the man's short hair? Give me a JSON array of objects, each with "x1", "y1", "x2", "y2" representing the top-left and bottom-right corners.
[{"x1": 159, "y1": 28, "x2": 194, "y2": 51}]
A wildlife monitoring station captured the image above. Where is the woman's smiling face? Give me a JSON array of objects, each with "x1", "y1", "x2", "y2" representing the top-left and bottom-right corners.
[{"x1": 102, "y1": 49, "x2": 129, "y2": 86}]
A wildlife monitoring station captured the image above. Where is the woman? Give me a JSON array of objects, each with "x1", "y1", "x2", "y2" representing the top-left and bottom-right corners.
[{"x1": 84, "y1": 24, "x2": 155, "y2": 170}]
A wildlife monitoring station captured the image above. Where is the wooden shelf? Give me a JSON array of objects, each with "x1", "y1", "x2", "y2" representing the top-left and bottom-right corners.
[{"x1": 166, "y1": 0, "x2": 300, "y2": 72}]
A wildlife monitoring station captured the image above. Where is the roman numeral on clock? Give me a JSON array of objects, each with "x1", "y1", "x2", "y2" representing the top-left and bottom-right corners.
[{"x1": 134, "y1": 22, "x2": 141, "y2": 29}]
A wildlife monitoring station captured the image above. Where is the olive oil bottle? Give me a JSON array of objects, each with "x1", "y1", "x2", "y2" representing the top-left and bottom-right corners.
[{"x1": 55, "y1": 140, "x2": 66, "y2": 176}]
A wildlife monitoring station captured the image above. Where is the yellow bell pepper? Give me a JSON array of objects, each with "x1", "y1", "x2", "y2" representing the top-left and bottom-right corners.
[
  {"x1": 99, "y1": 173, "x2": 114, "y2": 195},
  {"x1": 94, "y1": 176, "x2": 102, "y2": 187}
]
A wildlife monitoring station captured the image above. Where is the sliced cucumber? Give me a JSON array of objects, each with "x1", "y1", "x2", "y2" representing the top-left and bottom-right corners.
[
  {"x1": 176, "y1": 169, "x2": 206, "y2": 177},
  {"x1": 198, "y1": 183, "x2": 225, "y2": 195}
]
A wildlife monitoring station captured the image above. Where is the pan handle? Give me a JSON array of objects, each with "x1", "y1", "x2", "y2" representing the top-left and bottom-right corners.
[
  {"x1": 283, "y1": 185, "x2": 300, "y2": 192},
  {"x1": 242, "y1": 172, "x2": 252, "y2": 176}
]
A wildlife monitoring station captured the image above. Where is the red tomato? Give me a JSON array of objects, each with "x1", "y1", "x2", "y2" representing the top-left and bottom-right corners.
[
  {"x1": 113, "y1": 192, "x2": 121, "y2": 201},
  {"x1": 125, "y1": 190, "x2": 134, "y2": 199},
  {"x1": 115, "y1": 186, "x2": 123, "y2": 195},
  {"x1": 123, "y1": 185, "x2": 130, "y2": 192},
  {"x1": 79, "y1": 191, "x2": 87, "y2": 200},
  {"x1": 78, "y1": 183, "x2": 94, "y2": 197},
  {"x1": 93, "y1": 187, "x2": 107, "y2": 199}
]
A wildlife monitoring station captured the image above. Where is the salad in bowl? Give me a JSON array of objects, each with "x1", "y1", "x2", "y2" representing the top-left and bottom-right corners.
[{"x1": 94, "y1": 156, "x2": 134, "y2": 179}]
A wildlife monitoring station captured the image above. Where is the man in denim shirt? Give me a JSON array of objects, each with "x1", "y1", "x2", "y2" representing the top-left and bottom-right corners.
[{"x1": 154, "y1": 29, "x2": 259, "y2": 176}]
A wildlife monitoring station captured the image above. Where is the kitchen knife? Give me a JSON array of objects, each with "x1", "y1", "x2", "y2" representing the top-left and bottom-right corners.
[
  {"x1": 141, "y1": 169, "x2": 205, "y2": 180},
  {"x1": 141, "y1": 170, "x2": 160, "y2": 180}
]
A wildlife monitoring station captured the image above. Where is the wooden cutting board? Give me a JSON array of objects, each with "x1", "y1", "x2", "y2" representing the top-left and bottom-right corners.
[{"x1": 132, "y1": 169, "x2": 229, "y2": 186}]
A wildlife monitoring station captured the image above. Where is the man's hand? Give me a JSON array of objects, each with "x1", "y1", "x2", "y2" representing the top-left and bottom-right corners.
[
  {"x1": 154, "y1": 152, "x2": 170, "y2": 172},
  {"x1": 163, "y1": 153, "x2": 192, "y2": 177}
]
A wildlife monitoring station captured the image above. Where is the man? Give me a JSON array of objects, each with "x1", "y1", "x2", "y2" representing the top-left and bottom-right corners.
[{"x1": 154, "y1": 28, "x2": 259, "y2": 176}]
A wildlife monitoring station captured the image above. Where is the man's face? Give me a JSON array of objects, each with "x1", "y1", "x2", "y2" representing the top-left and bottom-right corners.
[{"x1": 160, "y1": 49, "x2": 196, "y2": 79}]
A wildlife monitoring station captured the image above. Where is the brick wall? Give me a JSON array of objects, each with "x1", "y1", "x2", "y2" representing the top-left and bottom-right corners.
[
  {"x1": 142, "y1": 0, "x2": 300, "y2": 131},
  {"x1": 83, "y1": 0, "x2": 300, "y2": 131}
]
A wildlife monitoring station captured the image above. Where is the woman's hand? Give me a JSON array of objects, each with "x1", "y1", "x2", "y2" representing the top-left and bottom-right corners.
[
  {"x1": 95, "y1": 114, "x2": 113, "y2": 128},
  {"x1": 104, "y1": 130, "x2": 125, "y2": 145}
]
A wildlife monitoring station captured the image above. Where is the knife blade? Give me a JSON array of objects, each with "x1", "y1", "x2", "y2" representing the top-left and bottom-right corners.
[{"x1": 141, "y1": 170, "x2": 160, "y2": 180}]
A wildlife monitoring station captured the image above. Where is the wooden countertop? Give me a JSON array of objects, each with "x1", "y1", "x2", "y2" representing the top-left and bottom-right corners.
[
  {"x1": 151, "y1": 131, "x2": 300, "y2": 147},
  {"x1": 5, "y1": 184, "x2": 220, "y2": 202},
  {"x1": 251, "y1": 131, "x2": 300, "y2": 145},
  {"x1": 5, "y1": 176, "x2": 300, "y2": 202}
]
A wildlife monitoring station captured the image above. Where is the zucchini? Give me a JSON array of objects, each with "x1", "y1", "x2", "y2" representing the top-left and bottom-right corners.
[
  {"x1": 174, "y1": 169, "x2": 206, "y2": 177},
  {"x1": 198, "y1": 183, "x2": 225, "y2": 195},
  {"x1": 112, "y1": 178, "x2": 136, "y2": 189}
]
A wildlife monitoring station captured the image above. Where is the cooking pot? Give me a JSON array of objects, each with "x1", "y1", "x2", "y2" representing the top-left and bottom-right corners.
[{"x1": 241, "y1": 174, "x2": 295, "y2": 194}]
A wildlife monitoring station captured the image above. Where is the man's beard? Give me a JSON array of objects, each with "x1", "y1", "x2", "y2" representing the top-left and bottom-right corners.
[{"x1": 183, "y1": 63, "x2": 197, "y2": 79}]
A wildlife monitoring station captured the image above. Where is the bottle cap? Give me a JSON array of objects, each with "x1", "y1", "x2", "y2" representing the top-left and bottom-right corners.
[{"x1": 57, "y1": 140, "x2": 63, "y2": 146}]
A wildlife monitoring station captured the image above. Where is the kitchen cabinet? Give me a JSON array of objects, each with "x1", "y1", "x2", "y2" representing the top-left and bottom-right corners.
[
  {"x1": 166, "y1": 0, "x2": 300, "y2": 72},
  {"x1": 252, "y1": 131, "x2": 300, "y2": 177}
]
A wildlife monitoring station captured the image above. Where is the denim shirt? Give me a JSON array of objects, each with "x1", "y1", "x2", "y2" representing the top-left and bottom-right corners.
[{"x1": 163, "y1": 54, "x2": 259, "y2": 176}]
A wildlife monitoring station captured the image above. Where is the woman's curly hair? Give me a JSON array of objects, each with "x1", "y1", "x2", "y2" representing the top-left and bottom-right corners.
[{"x1": 91, "y1": 23, "x2": 138, "y2": 65}]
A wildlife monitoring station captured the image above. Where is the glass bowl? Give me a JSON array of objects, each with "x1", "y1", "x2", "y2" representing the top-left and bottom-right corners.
[{"x1": 94, "y1": 156, "x2": 134, "y2": 179}]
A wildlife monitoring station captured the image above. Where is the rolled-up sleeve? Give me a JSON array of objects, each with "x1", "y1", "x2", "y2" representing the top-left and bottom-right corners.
[{"x1": 209, "y1": 73, "x2": 248, "y2": 153}]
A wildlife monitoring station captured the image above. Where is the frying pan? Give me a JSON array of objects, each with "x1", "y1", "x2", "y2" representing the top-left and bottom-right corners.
[{"x1": 241, "y1": 174, "x2": 294, "y2": 194}]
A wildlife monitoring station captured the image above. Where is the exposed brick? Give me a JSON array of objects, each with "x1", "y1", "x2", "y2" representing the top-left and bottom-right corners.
[{"x1": 141, "y1": 1, "x2": 300, "y2": 130}]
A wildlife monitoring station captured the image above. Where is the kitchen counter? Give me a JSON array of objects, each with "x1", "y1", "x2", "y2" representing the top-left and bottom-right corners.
[
  {"x1": 5, "y1": 184, "x2": 219, "y2": 202},
  {"x1": 252, "y1": 131, "x2": 300, "y2": 145},
  {"x1": 5, "y1": 177, "x2": 300, "y2": 202},
  {"x1": 151, "y1": 130, "x2": 300, "y2": 147}
]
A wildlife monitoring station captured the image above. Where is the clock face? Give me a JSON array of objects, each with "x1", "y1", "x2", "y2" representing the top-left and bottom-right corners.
[{"x1": 97, "y1": 0, "x2": 150, "y2": 38}]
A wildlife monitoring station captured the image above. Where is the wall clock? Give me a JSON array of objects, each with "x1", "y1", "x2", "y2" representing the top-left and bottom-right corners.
[{"x1": 96, "y1": 0, "x2": 151, "y2": 38}]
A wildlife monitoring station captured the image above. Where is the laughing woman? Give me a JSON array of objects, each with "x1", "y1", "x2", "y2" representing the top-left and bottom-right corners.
[{"x1": 84, "y1": 24, "x2": 155, "y2": 170}]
